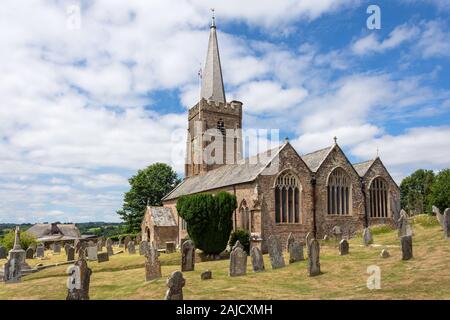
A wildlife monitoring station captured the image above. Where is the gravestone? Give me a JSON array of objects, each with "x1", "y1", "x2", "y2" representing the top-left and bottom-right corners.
[
  {"x1": 74, "y1": 240, "x2": 82, "y2": 254},
  {"x1": 380, "y1": 249, "x2": 390, "y2": 258},
  {"x1": 53, "y1": 243, "x2": 61, "y2": 254},
  {"x1": 97, "y1": 241, "x2": 103, "y2": 252},
  {"x1": 87, "y1": 246, "x2": 98, "y2": 261},
  {"x1": 444, "y1": 208, "x2": 450, "y2": 239},
  {"x1": 286, "y1": 233, "x2": 295, "y2": 252},
  {"x1": 166, "y1": 242, "x2": 176, "y2": 254},
  {"x1": 164, "y1": 271, "x2": 185, "y2": 300},
  {"x1": 398, "y1": 210, "x2": 413, "y2": 237},
  {"x1": 124, "y1": 236, "x2": 131, "y2": 250},
  {"x1": 64, "y1": 244, "x2": 71, "y2": 256},
  {"x1": 67, "y1": 246, "x2": 75, "y2": 261},
  {"x1": 229, "y1": 242, "x2": 247, "y2": 277},
  {"x1": 145, "y1": 243, "x2": 162, "y2": 281},
  {"x1": 181, "y1": 240, "x2": 195, "y2": 272},
  {"x1": 289, "y1": 241, "x2": 303, "y2": 263},
  {"x1": 339, "y1": 239, "x2": 349, "y2": 256},
  {"x1": 8, "y1": 226, "x2": 26, "y2": 266},
  {"x1": 118, "y1": 237, "x2": 124, "y2": 248},
  {"x1": 128, "y1": 241, "x2": 136, "y2": 254},
  {"x1": 36, "y1": 244, "x2": 45, "y2": 258},
  {"x1": 139, "y1": 241, "x2": 148, "y2": 256},
  {"x1": 66, "y1": 255, "x2": 92, "y2": 300},
  {"x1": 97, "y1": 252, "x2": 109, "y2": 263},
  {"x1": 432, "y1": 205, "x2": 444, "y2": 227},
  {"x1": 26, "y1": 247, "x2": 34, "y2": 259},
  {"x1": 0, "y1": 246, "x2": 7, "y2": 259},
  {"x1": 305, "y1": 232, "x2": 312, "y2": 257},
  {"x1": 362, "y1": 228, "x2": 373, "y2": 246},
  {"x1": 332, "y1": 225, "x2": 343, "y2": 241},
  {"x1": 201, "y1": 270, "x2": 212, "y2": 280},
  {"x1": 250, "y1": 247, "x2": 265, "y2": 272},
  {"x1": 106, "y1": 238, "x2": 113, "y2": 256},
  {"x1": 267, "y1": 235, "x2": 285, "y2": 269},
  {"x1": 308, "y1": 239, "x2": 321, "y2": 276},
  {"x1": 88, "y1": 241, "x2": 95, "y2": 247},
  {"x1": 3, "y1": 257, "x2": 21, "y2": 283},
  {"x1": 401, "y1": 235, "x2": 413, "y2": 260}
]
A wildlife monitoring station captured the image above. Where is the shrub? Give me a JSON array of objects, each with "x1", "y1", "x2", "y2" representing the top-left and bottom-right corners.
[
  {"x1": 229, "y1": 229, "x2": 250, "y2": 253},
  {"x1": 412, "y1": 214, "x2": 440, "y2": 228},
  {"x1": 0, "y1": 230, "x2": 37, "y2": 251},
  {"x1": 177, "y1": 192, "x2": 236, "y2": 254}
]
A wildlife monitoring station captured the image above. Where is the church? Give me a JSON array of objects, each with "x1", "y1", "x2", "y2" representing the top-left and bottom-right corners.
[{"x1": 143, "y1": 17, "x2": 400, "y2": 252}]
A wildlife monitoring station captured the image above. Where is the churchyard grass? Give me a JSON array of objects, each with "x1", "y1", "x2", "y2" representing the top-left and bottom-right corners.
[{"x1": 0, "y1": 222, "x2": 449, "y2": 300}]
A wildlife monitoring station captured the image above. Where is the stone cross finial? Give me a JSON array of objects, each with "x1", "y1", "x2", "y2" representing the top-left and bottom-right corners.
[{"x1": 333, "y1": 136, "x2": 337, "y2": 144}]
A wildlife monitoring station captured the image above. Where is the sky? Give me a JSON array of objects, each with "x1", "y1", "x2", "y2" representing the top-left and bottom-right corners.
[{"x1": 0, "y1": 0, "x2": 449, "y2": 223}]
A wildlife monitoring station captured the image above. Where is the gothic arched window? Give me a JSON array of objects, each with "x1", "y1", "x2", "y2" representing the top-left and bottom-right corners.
[
  {"x1": 327, "y1": 168, "x2": 351, "y2": 215},
  {"x1": 238, "y1": 200, "x2": 250, "y2": 231},
  {"x1": 275, "y1": 171, "x2": 301, "y2": 224},
  {"x1": 369, "y1": 177, "x2": 388, "y2": 218}
]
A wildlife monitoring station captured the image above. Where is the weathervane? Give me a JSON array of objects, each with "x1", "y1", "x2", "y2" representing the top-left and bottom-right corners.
[{"x1": 211, "y1": 8, "x2": 216, "y2": 27}]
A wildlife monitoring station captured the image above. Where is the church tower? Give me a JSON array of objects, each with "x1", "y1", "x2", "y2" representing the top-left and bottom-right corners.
[{"x1": 185, "y1": 14, "x2": 243, "y2": 178}]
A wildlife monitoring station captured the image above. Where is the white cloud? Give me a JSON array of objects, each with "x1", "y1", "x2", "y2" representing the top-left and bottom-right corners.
[{"x1": 416, "y1": 20, "x2": 450, "y2": 58}]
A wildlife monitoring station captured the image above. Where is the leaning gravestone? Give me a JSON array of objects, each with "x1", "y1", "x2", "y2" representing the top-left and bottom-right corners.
[
  {"x1": 181, "y1": 240, "x2": 195, "y2": 272},
  {"x1": 432, "y1": 205, "x2": 444, "y2": 227},
  {"x1": 165, "y1": 271, "x2": 185, "y2": 300},
  {"x1": 267, "y1": 235, "x2": 285, "y2": 269},
  {"x1": 0, "y1": 246, "x2": 7, "y2": 259},
  {"x1": 362, "y1": 228, "x2": 373, "y2": 246},
  {"x1": 250, "y1": 247, "x2": 265, "y2": 272},
  {"x1": 444, "y1": 208, "x2": 450, "y2": 239},
  {"x1": 145, "y1": 243, "x2": 162, "y2": 281},
  {"x1": 128, "y1": 241, "x2": 136, "y2": 254},
  {"x1": 97, "y1": 252, "x2": 109, "y2": 263},
  {"x1": 308, "y1": 239, "x2": 321, "y2": 276},
  {"x1": 339, "y1": 239, "x2": 349, "y2": 256},
  {"x1": 401, "y1": 235, "x2": 413, "y2": 260},
  {"x1": 398, "y1": 210, "x2": 413, "y2": 237},
  {"x1": 67, "y1": 246, "x2": 75, "y2": 261},
  {"x1": 229, "y1": 241, "x2": 247, "y2": 277},
  {"x1": 289, "y1": 241, "x2": 303, "y2": 263},
  {"x1": 66, "y1": 254, "x2": 92, "y2": 300},
  {"x1": 3, "y1": 257, "x2": 21, "y2": 283},
  {"x1": 286, "y1": 233, "x2": 295, "y2": 252},
  {"x1": 25, "y1": 247, "x2": 34, "y2": 259},
  {"x1": 36, "y1": 244, "x2": 45, "y2": 258},
  {"x1": 53, "y1": 243, "x2": 61, "y2": 254},
  {"x1": 87, "y1": 246, "x2": 98, "y2": 261}
]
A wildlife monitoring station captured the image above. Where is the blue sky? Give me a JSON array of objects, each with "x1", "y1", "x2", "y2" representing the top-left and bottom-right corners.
[{"x1": 0, "y1": 0, "x2": 449, "y2": 223}]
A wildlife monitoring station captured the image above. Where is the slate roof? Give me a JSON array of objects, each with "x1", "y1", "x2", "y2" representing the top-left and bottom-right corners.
[
  {"x1": 301, "y1": 146, "x2": 334, "y2": 172},
  {"x1": 353, "y1": 159, "x2": 376, "y2": 177},
  {"x1": 147, "y1": 206, "x2": 177, "y2": 227},
  {"x1": 27, "y1": 223, "x2": 81, "y2": 239},
  {"x1": 163, "y1": 145, "x2": 283, "y2": 201}
]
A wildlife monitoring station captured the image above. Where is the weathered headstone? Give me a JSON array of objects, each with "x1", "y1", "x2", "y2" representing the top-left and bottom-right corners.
[
  {"x1": 380, "y1": 249, "x2": 390, "y2": 258},
  {"x1": 88, "y1": 240, "x2": 95, "y2": 247},
  {"x1": 124, "y1": 236, "x2": 131, "y2": 250},
  {"x1": 332, "y1": 225, "x2": 343, "y2": 241},
  {"x1": 36, "y1": 244, "x2": 45, "y2": 258},
  {"x1": 145, "y1": 242, "x2": 162, "y2": 281},
  {"x1": 201, "y1": 270, "x2": 212, "y2": 280},
  {"x1": 401, "y1": 235, "x2": 413, "y2": 260},
  {"x1": 87, "y1": 246, "x2": 98, "y2": 261},
  {"x1": 106, "y1": 238, "x2": 114, "y2": 256},
  {"x1": 0, "y1": 246, "x2": 7, "y2": 259},
  {"x1": 3, "y1": 257, "x2": 21, "y2": 283},
  {"x1": 53, "y1": 243, "x2": 61, "y2": 254},
  {"x1": 289, "y1": 241, "x2": 303, "y2": 263},
  {"x1": 97, "y1": 252, "x2": 109, "y2": 263},
  {"x1": 444, "y1": 208, "x2": 450, "y2": 239},
  {"x1": 139, "y1": 241, "x2": 148, "y2": 256},
  {"x1": 67, "y1": 246, "x2": 75, "y2": 261},
  {"x1": 128, "y1": 241, "x2": 136, "y2": 254},
  {"x1": 97, "y1": 241, "x2": 103, "y2": 252},
  {"x1": 8, "y1": 226, "x2": 26, "y2": 265},
  {"x1": 308, "y1": 239, "x2": 321, "y2": 276},
  {"x1": 267, "y1": 235, "x2": 285, "y2": 269},
  {"x1": 362, "y1": 228, "x2": 373, "y2": 246},
  {"x1": 286, "y1": 233, "x2": 295, "y2": 252},
  {"x1": 164, "y1": 271, "x2": 185, "y2": 300},
  {"x1": 166, "y1": 241, "x2": 176, "y2": 254},
  {"x1": 250, "y1": 246, "x2": 265, "y2": 272},
  {"x1": 26, "y1": 247, "x2": 34, "y2": 259},
  {"x1": 229, "y1": 242, "x2": 247, "y2": 277},
  {"x1": 181, "y1": 240, "x2": 195, "y2": 272},
  {"x1": 305, "y1": 232, "x2": 312, "y2": 257},
  {"x1": 339, "y1": 239, "x2": 349, "y2": 256},
  {"x1": 432, "y1": 205, "x2": 444, "y2": 227},
  {"x1": 398, "y1": 210, "x2": 413, "y2": 237},
  {"x1": 66, "y1": 255, "x2": 92, "y2": 300}
]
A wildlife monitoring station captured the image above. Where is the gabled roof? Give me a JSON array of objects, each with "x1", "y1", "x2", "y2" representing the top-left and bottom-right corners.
[
  {"x1": 301, "y1": 145, "x2": 334, "y2": 172},
  {"x1": 353, "y1": 159, "x2": 376, "y2": 177},
  {"x1": 163, "y1": 144, "x2": 284, "y2": 201},
  {"x1": 27, "y1": 223, "x2": 81, "y2": 239},
  {"x1": 146, "y1": 206, "x2": 177, "y2": 227}
]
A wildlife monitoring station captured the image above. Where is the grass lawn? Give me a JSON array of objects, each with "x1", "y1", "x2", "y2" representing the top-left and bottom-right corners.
[{"x1": 0, "y1": 218, "x2": 449, "y2": 300}]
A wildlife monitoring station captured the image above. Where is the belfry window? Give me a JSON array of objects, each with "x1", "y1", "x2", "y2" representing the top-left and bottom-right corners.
[
  {"x1": 274, "y1": 172, "x2": 301, "y2": 224},
  {"x1": 217, "y1": 119, "x2": 225, "y2": 136},
  {"x1": 369, "y1": 177, "x2": 388, "y2": 218},
  {"x1": 327, "y1": 168, "x2": 350, "y2": 215}
]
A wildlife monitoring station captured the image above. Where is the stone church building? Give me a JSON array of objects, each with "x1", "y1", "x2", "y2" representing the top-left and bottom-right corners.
[{"x1": 144, "y1": 17, "x2": 400, "y2": 252}]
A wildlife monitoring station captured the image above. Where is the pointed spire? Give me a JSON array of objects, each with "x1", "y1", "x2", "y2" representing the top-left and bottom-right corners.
[
  {"x1": 13, "y1": 226, "x2": 22, "y2": 250},
  {"x1": 200, "y1": 10, "x2": 226, "y2": 104}
]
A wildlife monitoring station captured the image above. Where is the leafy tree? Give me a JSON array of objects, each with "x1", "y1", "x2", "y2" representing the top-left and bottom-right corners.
[
  {"x1": 117, "y1": 163, "x2": 179, "y2": 233},
  {"x1": 177, "y1": 192, "x2": 237, "y2": 254},
  {"x1": 429, "y1": 169, "x2": 450, "y2": 213},
  {"x1": 1, "y1": 231, "x2": 37, "y2": 251},
  {"x1": 400, "y1": 169, "x2": 435, "y2": 215},
  {"x1": 229, "y1": 229, "x2": 250, "y2": 254}
]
